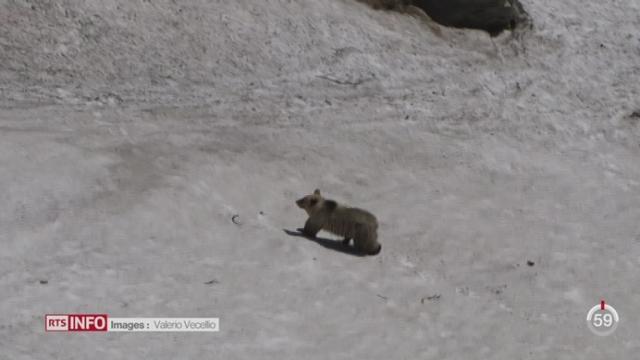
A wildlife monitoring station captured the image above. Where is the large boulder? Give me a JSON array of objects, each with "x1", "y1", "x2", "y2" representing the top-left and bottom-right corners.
[{"x1": 412, "y1": 0, "x2": 529, "y2": 36}]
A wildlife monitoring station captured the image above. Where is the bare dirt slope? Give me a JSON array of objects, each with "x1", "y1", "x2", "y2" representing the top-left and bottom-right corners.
[{"x1": 1, "y1": 0, "x2": 639, "y2": 358}]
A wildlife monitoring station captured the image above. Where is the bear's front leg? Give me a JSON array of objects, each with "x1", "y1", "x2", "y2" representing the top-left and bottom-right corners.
[{"x1": 302, "y1": 218, "x2": 322, "y2": 238}]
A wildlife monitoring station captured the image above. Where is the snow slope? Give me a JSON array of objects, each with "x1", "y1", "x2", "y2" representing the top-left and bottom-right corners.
[{"x1": 1, "y1": 0, "x2": 639, "y2": 358}]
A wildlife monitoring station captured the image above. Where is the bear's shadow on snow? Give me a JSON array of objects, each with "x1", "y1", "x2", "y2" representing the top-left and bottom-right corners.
[{"x1": 283, "y1": 229, "x2": 365, "y2": 257}]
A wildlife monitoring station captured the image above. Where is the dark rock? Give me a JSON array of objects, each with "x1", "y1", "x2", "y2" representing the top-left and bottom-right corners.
[
  {"x1": 488, "y1": 284, "x2": 507, "y2": 295},
  {"x1": 412, "y1": 0, "x2": 530, "y2": 36},
  {"x1": 421, "y1": 294, "x2": 441, "y2": 303}
]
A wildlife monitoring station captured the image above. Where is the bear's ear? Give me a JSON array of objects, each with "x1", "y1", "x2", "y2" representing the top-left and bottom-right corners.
[{"x1": 313, "y1": 189, "x2": 321, "y2": 196}]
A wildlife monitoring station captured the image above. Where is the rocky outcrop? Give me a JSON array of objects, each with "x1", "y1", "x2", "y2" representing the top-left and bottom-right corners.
[{"x1": 413, "y1": 0, "x2": 529, "y2": 36}]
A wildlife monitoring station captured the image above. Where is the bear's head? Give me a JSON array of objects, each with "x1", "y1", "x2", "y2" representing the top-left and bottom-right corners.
[{"x1": 295, "y1": 189, "x2": 324, "y2": 215}]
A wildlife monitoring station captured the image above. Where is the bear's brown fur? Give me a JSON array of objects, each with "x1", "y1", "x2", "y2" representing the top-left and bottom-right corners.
[{"x1": 296, "y1": 189, "x2": 381, "y2": 255}]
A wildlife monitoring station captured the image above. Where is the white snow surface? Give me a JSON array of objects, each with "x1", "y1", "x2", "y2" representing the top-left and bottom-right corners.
[{"x1": 1, "y1": 0, "x2": 639, "y2": 358}]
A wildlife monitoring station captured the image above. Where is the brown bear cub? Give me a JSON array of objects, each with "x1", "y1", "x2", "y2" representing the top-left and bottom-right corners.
[{"x1": 296, "y1": 189, "x2": 381, "y2": 255}]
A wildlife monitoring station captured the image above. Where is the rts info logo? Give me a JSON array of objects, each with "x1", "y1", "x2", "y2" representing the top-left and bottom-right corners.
[{"x1": 45, "y1": 314, "x2": 108, "y2": 332}]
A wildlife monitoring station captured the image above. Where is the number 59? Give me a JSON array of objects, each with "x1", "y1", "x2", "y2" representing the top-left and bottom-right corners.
[{"x1": 593, "y1": 313, "x2": 613, "y2": 327}]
